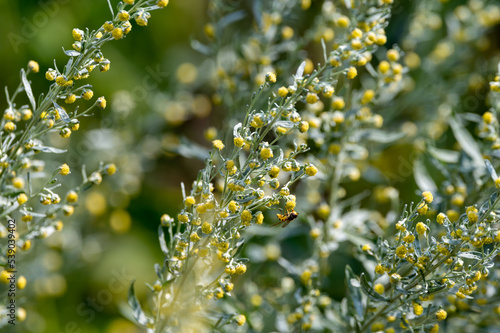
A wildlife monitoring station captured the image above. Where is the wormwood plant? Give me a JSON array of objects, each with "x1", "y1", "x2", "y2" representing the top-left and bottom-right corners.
[
  {"x1": 128, "y1": 0, "x2": 402, "y2": 331},
  {"x1": 122, "y1": 1, "x2": 500, "y2": 333},
  {"x1": 0, "y1": 0, "x2": 170, "y2": 327}
]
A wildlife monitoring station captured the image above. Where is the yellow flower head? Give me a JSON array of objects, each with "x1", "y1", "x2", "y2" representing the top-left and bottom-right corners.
[
  {"x1": 235, "y1": 314, "x2": 246, "y2": 326},
  {"x1": 201, "y1": 221, "x2": 212, "y2": 234},
  {"x1": 299, "y1": 121, "x2": 309, "y2": 133},
  {"x1": 305, "y1": 93, "x2": 319, "y2": 104},
  {"x1": 234, "y1": 137, "x2": 245, "y2": 147},
  {"x1": 305, "y1": 164, "x2": 318, "y2": 176},
  {"x1": 374, "y1": 283, "x2": 385, "y2": 295},
  {"x1": 266, "y1": 72, "x2": 277, "y2": 83},
  {"x1": 278, "y1": 86, "x2": 288, "y2": 97},
  {"x1": 4, "y1": 122, "x2": 16, "y2": 132},
  {"x1": 347, "y1": 67, "x2": 357, "y2": 79},
  {"x1": 336, "y1": 15, "x2": 350, "y2": 28},
  {"x1": 413, "y1": 303, "x2": 424, "y2": 316},
  {"x1": 436, "y1": 309, "x2": 447, "y2": 321},
  {"x1": 17, "y1": 193, "x2": 28, "y2": 205},
  {"x1": 386, "y1": 49, "x2": 400, "y2": 62},
  {"x1": 436, "y1": 212, "x2": 446, "y2": 225},
  {"x1": 422, "y1": 191, "x2": 433, "y2": 203},
  {"x1": 72, "y1": 28, "x2": 84, "y2": 41},
  {"x1": 157, "y1": 0, "x2": 169, "y2": 7},
  {"x1": 97, "y1": 96, "x2": 107, "y2": 109},
  {"x1": 260, "y1": 147, "x2": 273, "y2": 160},
  {"x1": 28, "y1": 60, "x2": 39, "y2": 73},
  {"x1": 184, "y1": 196, "x2": 196, "y2": 206},
  {"x1": 241, "y1": 210, "x2": 252, "y2": 222},
  {"x1": 112, "y1": 27, "x2": 123, "y2": 40},
  {"x1": 66, "y1": 190, "x2": 78, "y2": 203},
  {"x1": 59, "y1": 164, "x2": 70, "y2": 176},
  {"x1": 212, "y1": 139, "x2": 225, "y2": 150},
  {"x1": 118, "y1": 10, "x2": 130, "y2": 22},
  {"x1": 105, "y1": 163, "x2": 117, "y2": 175},
  {"x1": 416, "y1": 222, "x2": 427, "y2": 235}
]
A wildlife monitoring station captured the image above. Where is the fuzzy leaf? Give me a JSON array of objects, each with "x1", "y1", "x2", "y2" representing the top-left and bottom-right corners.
[
  {"x1": 252, "y1": 0, "x2": 262, "y2": 29},
  {"x1": 352, "y1": 129, "x2": 405, "y2": 143},
  {"x1": 191, "y1": 39, "x2": 211, "y2": 55},
  {"x1": 360, "y1": 273, "x2": 389, "y2": 303},
  {"x1": 295, "y1": 61, "x2": 306, "y2": 80},
  {"x1": 414, "y1": 157, "x2": 438, "y2": 192},
  {"x1": 64, "y1": 49, "x2": 81, "y2": 57},
  {"x1": 53, "y1": 101, "x2": 71, "y2": 123},
  {"x1": 321, "y1": 39, "x2": 327, "y2": 63},
  {"x1": 427, "y1": 146, "x2": 460, "y2": 164},
  {"x1": 128, "y1": 281, "x2": 150, "y2": 326},
  {"x1": 233, "y1": 122, "x2": 242, "y2": 137},
  {"x1": 219, "y1": 10, "x2": 246, "y2": 28},
  {"x1": 158, "y1": 225, "x2": 169, "y2": 256},
  {"x1": 485, "y1": 159, "x2": 498, "y2": 181},
  {"x1": 345, "y1": 266, "x2": 364, "y2": 319},
  {"x1": 449, "y1": 117, "x2": 484, "y2": 169},
  {"x1": 34, "y1": 146, "x2": 67, "y2": 154},
  {"x1": 169, "y1": 136, "x2": 210, "y2": 161},
  {"x1": 458, "y1": 251, "x2": 483, "y2": 260},
  {"x1": 21, "y1": 69, "x2": 36, "y2": 110},
  {"x1": 154, "y1": 263, "x2": 164, "y2": 281}
]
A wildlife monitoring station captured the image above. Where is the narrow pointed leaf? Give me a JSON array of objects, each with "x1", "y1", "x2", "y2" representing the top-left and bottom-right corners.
[
  {"x1": 21, "y1": 69, "x2": 36, "y2": 110},
  {"x1": 128, "y1": 281, "x2": 150, "y2": 326},
  {"x1": 158, "y1": 225, "x2": 169, "y2": 256},
  {"x1": 53, "y1": 101, "x2": 71, "y2": 123}
]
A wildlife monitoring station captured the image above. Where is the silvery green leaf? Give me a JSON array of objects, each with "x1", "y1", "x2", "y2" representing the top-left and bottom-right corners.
[
  {"x1": 414, "y1": 157, "x2": 438, "y2": 192},
  {"x1": 352, "y1": 129, "x2": 405, "y2": 143},
  {"x1": 360, "y1": 273, "x2": 389, "y2": 302},
  {"x1": 170, "y1": 136, "x2": 210, "y2": 161},
  {"x1": 449, "y1": 116, "x2": 484, "y2": 169},
  {"x1": 295, "y1": 61, "x2": 306, "y2": 80},
  {"x1": 34, "y1": 146, "x2": 67, "y2": 154},
  {"x1": 64, "y1": 49, "x2": 81, "y2": 57},
  {"x1": 277, "y1": 257, "x2": 299, "y2": 275},
  {"x1": 492, "y1": 149, "x2": 500, "y2": 158},
  {"x1": 365, "y1": 62, "x2": 378, "y2": 77},
  {"x1": 485, "y1": 159, "x2": 498, "y2": 181},
  {"x1": 21, "y1": 69, "x2": 36, "y2": 110},
  {"x1": 191, "y1": 39, "x2": 211, "y2": 55},
  {"x1": 154, "y1": 263, "x2": 163, "y2": 281},
  {"x1": 427, "y1": 146, "x2": 459, "y2": 164},
  {"x1": 252, "y1": 0, "x2": 262, "y2": 29},
  {"x1": 275, "y1": 120, "x2": 294, "y2": 128},
  {"x1": 53, "y1": 101, "x2": 71, "y2": 123},
  {"x1": 128, "y1": 281, "x2": 150, "y2": 326},
  {"x1": 233, "y1": 122, "x2": 242, "y2": 137},
  {"x1": 345, "y1": 266, "x2": 364, "y2": 319},
  {"x1": 232, "y1": 239, "x2": 245, "y2": 257},
  {"x1": 458, "y1": 251, "x2": 483, "y2": 260},
  {"x1": 395, "y1": 287, "x2": 412, "y2": 295},
  {"x1": 158, "y1": 225, "x2": 169, "y2": 256},
  {"x1": 219, "y1": 10, "x2": 246, "y2": 28},
  {"x1": 321, "y1": 38, "x2": 327, "y2": 63},
  {"x1": 461, "y1": 112, "x2": 483, "y2": 123}
]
